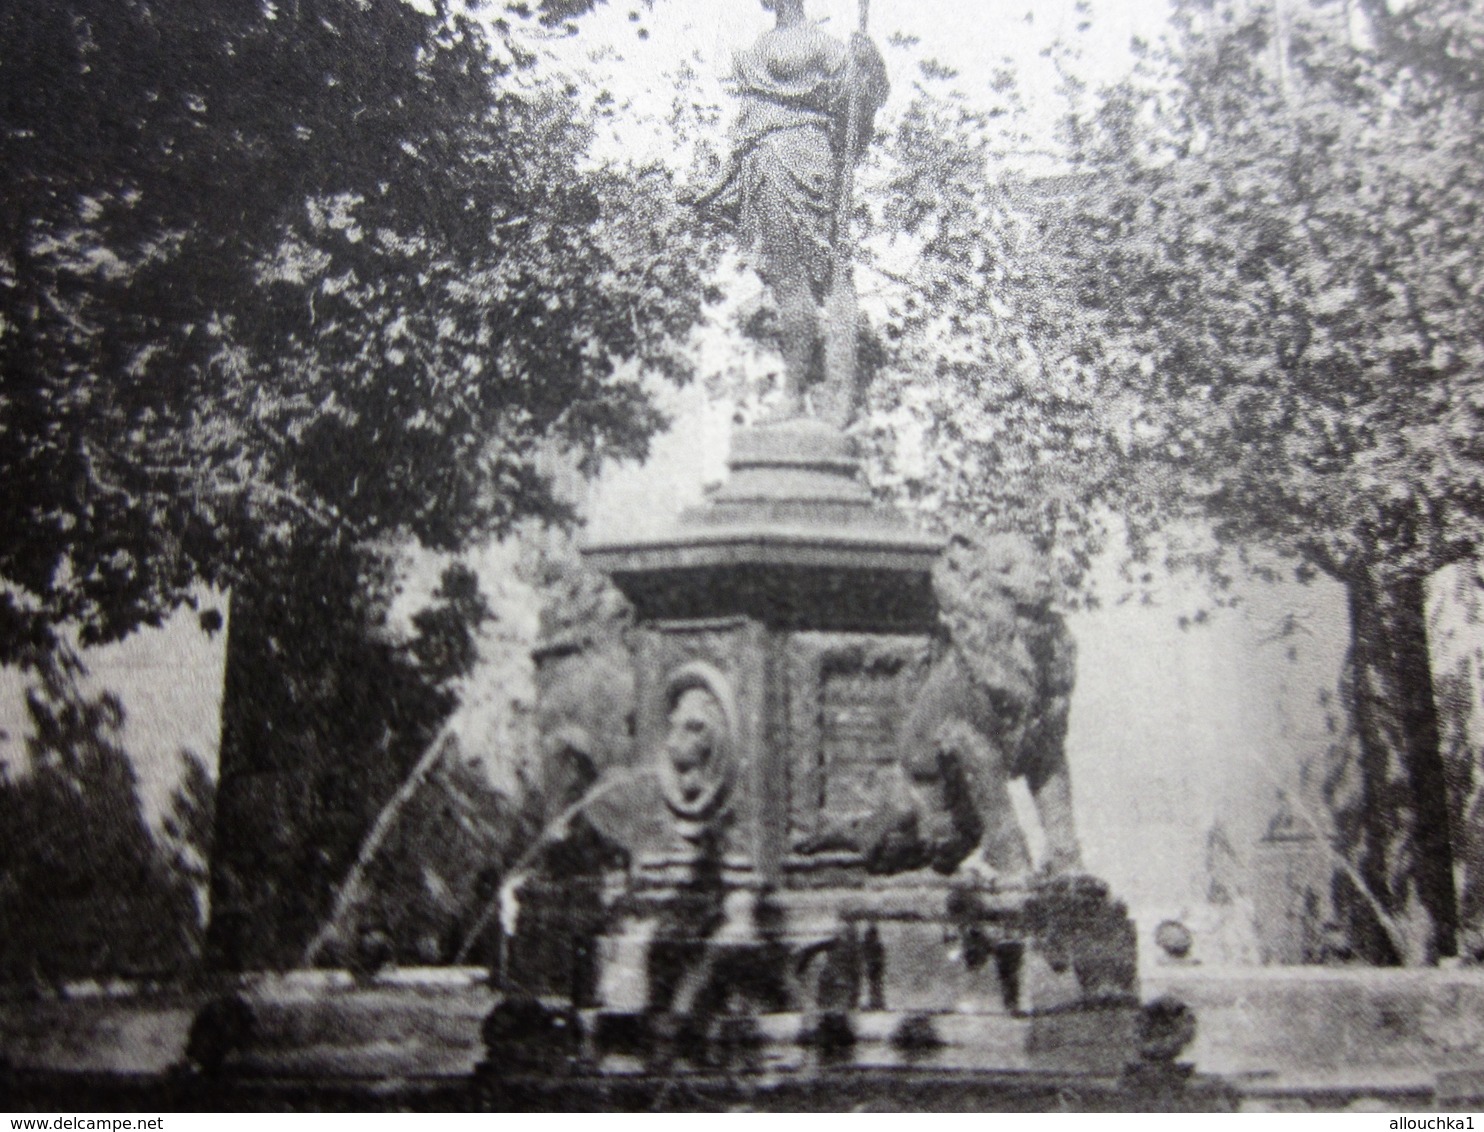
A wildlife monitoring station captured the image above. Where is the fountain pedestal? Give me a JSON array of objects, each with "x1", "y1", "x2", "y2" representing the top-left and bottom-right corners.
[
  {"x1": 499, "y1": 418, "x2": 1140, "y2": 1078},
  {"x1": 584, "y1": 418, "x2": 941, "y2": 882}
]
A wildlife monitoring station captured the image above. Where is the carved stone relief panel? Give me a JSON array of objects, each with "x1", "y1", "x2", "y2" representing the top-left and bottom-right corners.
[
  {"x1": 786, "y1": 632, "x2": 936, "y2": 854},
  {"x1": 633, "y1": 617, "x2": 767, "y2": 861}
]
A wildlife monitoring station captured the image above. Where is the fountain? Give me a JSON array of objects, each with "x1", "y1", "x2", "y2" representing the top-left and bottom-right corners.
[
  {"x1": 156, "y1": 0, "x2": 1197, "y2": 1111},
  {"x1": 480, "y1": 410, "x2": 1158, "y2": 1101},
  {"x1": 471, "y1": 0, "x2": 1178, "y2": 1108}
]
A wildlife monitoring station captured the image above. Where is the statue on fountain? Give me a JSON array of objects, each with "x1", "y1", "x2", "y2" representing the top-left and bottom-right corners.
[
  {"x1": 485, "y1": 0, "x2": 1150, "y2": 1087},
  {"x1": 689, "y1": 0, "x2": 888, "y2": 423}
]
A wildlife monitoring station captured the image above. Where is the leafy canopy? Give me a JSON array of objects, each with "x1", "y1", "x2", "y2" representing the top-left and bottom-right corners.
[
  {"x1": 865, "y1": 0, "x2": 1484, "y2": 598},
  {"x1": 863, "y1": 0, "x2": 1484, "y2": 963},
  {"x1": 0, "y1": 0, "x2": 714, "y2": 662}
]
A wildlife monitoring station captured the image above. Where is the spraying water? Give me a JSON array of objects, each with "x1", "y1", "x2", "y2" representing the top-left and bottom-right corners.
[
  {"x1": 453, "y1": 763, "x2": 659, "y2": 965},
  {"x1": 301, "y1": 722, "x2": 462, "y2": 969}
]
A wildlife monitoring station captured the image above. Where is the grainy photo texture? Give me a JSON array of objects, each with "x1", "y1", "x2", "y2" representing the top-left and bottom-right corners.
[{"x1": 3, "y1": 0, "x2": 1484, "y2": 1114}]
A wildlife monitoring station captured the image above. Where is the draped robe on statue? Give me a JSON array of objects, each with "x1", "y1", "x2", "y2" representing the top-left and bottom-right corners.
[{"x1": 710, "y1": 20, "x2": 888, "y2": 309}]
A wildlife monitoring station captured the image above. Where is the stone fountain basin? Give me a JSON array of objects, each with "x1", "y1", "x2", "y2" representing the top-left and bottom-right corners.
[{"x1": 6, "y1": 967, "x2": 1484, "y2": 1108}]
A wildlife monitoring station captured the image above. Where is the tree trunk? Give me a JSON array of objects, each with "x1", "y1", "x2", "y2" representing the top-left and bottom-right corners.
[
  {"x1": 1339, "y1": 566, "x2": 1459, "y2": 964},
  {"x1": 204, "y1": 546, "x2": 452, "y2": 971}
]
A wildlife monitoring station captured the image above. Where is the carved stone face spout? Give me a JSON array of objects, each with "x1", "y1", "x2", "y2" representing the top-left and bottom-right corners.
[
  {"x1": 665, "y1": 689, "x2": 723, "y2": 806},
  {"x1": 659, "y1": 673, "x2": 736, "y2": 828}
]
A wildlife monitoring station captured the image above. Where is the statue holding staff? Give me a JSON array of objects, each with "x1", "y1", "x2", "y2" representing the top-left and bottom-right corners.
[{"x1": 690, "y1": 0, "x2": 888, "y2": 422}]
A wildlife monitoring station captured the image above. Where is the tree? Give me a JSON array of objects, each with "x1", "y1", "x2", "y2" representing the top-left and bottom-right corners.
[
  {"x1": 871, "y1": 0, "x2": 1484, "y2": 962},
  {"x1": 287, "y1": 558, "x2": 499, "y2": 970},
  {"x1": 331, "y1": 743, "x2": 528, "y2": 970},
  {"x1": 3, "y1": 0, "x2": 717, "y2": 968},
  {"x1": 0, "y1": 0, "x2": 712, "y2": 664},
  {"x1": 160, "y1": 747, "x2": 217, "y2": 904},
  {"x1": 208, "y1": 545, "x2": 505, "y2": 969},
  {"x1": 861, "y1": 62, "x2": 1120, "y2": 589}
]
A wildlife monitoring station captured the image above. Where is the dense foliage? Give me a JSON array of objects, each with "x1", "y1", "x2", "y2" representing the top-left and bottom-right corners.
[
  {"x1": 0, "y1": 0, "x2": 712, "y2": 664},
  {"x1": 2, "y1": 0, "x2": 718, "y2": 971},
  {"x1": 870, "y1": 0, "x2": 1484, "y2": 962}
]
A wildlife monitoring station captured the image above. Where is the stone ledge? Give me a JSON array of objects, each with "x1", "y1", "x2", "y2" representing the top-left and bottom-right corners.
[{"x1": 1146, "y1": 965, "x2": 1484, "y2": 1089}]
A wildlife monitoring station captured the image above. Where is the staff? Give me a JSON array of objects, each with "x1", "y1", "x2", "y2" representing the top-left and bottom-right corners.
[{"x1": 822, "y1": 0, "x2": 872, "y2": 425}]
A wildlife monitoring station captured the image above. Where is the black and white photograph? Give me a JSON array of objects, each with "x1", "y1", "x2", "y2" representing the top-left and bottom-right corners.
[{"x1": 3, "y1": 0, "x2": 1484, "y2": 1114}]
